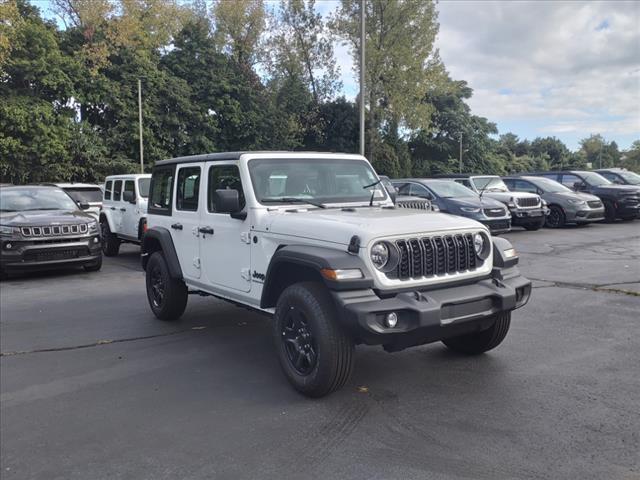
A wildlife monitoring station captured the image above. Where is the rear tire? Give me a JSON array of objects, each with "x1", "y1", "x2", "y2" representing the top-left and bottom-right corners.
[
  {"x1": 545, "y1": 205, "x2": 565, "y2": 228},
  {"x1": 145, "y1": 251, "x2": 188, "y2": 321},
  {"x1": 442, "y1": 312, "x2": 511, "y2": 355},
  {"x1": 101, "y1": 220, "x2": 120, "y2": 257},
  {"x1": 83, "y1": 256, "x2": 102, "y2": 272},
  {"x1": 273, "y1": 282, "x2": 354, "y2": 397}
]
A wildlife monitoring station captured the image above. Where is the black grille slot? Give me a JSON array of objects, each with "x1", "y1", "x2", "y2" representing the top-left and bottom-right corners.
[
  {"x1": 390, "y1": 233, "x2": 480, "y2": 280},
  {"x1": 516, "y1": 197, "x2": 539, "y2": 207},
  {"x1": 397, "y1": 200, "x2": 430, "y2": 210},
  {"x1": 24, "y1": 247, "x2": 90, "y2": 262}
]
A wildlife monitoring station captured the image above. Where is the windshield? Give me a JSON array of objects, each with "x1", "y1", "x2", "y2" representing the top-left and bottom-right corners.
[
  {"x1": 581, "y1": 172, "x2": 611, "y2": 186},
  {"x1": 248, "y1": 158, "x2": 387, "y2": 205},
  {"x1": 528, "y1": 177, "x2": 571, "y2": 193},
  {"x1": 617, "y1": 170, "x2": 640, "y2": 185},
  {"x1": 426, "y1": 181, "x2": 477, "y2": 198},
  {"x1": 64, "y1": 187, "x2": 102, "y2": 203},
  {"x1": 472, "y1": 176, "x2": 509, "y2": 192},
  {"x1": 138, "y1": 178, "x2": 150, "y2": 198},
  {"x1": 0, "y1": 187, "x2": 78, "y2": 212}
]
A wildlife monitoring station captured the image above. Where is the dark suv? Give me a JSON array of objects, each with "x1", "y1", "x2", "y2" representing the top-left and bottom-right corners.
[
  {"x1": 594, "y1": 168, "x2": 640, "y2": 186},
  {"x1": 0, "y1": 186, "x2": 102, "y2": 277},
  {"x1": 528, "y1": 171, "x2": 640, "y2": 221}
]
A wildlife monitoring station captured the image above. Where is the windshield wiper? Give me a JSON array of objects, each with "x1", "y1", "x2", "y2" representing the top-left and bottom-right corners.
[
  {"x1": 262, "y1": 197, "x2": 326, "y2": 209},
  {"x1": 363, "y1": 179, "x2": 383, "y2": 206}
]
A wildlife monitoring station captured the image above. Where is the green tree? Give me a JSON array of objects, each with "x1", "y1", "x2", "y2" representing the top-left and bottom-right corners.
[{"x1": 212, "y1": 0, "x2": 266, "y2": 67}]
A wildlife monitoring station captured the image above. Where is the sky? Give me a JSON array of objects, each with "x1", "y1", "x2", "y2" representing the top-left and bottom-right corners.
[{"x1": 34, "y1": 0, "x2": 640, "y2": 151}]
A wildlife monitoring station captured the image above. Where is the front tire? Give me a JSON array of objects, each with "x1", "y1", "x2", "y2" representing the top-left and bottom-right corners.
[
  {"x1": 145, "y1": 251, "x2": 188, "y2": 321},
  {"x1": 442, "y1": 312, "x2": 511, "y2": 355},
  {"x1": 83, "y1": 256, "x2": 102, "y2": 272},
  {"x1": 101, "y1": 220, "x2": 120, "y2": 257},
  {"x1": 273, "y1": 282, "x2": 354, "y2": 397},
  {"x1": 603, "y1": 201, "x2": 616, "y2": 223},
  {"x1": 545, "y1": 205, "x2": 565, "y2": 228},
  {"x1": 524, "y1": 222, "x2": 543, "y2": 231}
]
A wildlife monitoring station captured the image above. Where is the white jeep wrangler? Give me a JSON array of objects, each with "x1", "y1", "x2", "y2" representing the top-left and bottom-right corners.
[
  {"x1": 100, "y1": 174, "x2": 151, "y2": 256},
  {"x1": 142, "y1": 152, "x2": 532, "y2": 397}
]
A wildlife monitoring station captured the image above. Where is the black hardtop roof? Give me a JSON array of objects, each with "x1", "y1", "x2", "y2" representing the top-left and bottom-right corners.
[
  {"x1": 430, "y1": 173, "x2": 497, "y2": 178},
  {"x1": 154, "y1": 151, "x2": 355, "y2": 167}
]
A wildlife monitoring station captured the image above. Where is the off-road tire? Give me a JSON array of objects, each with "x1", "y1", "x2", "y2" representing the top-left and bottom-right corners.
[
  {"x1": 545, "y1": 205, "x2": 566, "y2": 228},
  {"x1": 101, "y1": 220, "x2": 120, "y2": 257},
  {"x1": 83, "y1": 256, "x2": 102, "y2": 272},
  {"x1": 442, "y1": 312, "x2": 511, "y2": 355},
  {"x1": 603, "y1": 201, "x2": 616, "y2": 223},
  {"x1": 145, "y1": 251, "x2": 188, "y2": 321},
  {"x1": 523, "y1": 221, "x2": 543, "y2": 231},
  {"x1": 273, "y1": 282, "x2": 354, "y2": 397}
]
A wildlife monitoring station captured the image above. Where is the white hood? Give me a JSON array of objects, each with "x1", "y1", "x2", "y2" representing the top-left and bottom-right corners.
[{"x1": 262, "y1": 207, "x2": 486, "y2": 247}]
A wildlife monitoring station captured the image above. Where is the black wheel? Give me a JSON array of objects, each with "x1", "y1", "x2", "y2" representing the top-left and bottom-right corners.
[
  {"x1": 545, "y1": 205, "x2": 565, "y2": 228},
  {"x1": 523, "y1": 221, "x2": 543, "y2": 231},
  {"x1": 83, "y1": 256, "x2": 103, "y2": 272},
  {"x1": 145, "y1": 251, "x2": 188, "y2": 321},
  {"x1": 442, "y1": 312, "x2": 511, "y2": 355},
  {"x1": 603, "y1": 201, "x2": 616, "y2": 223},
  {"x1": 620, "y1": 215, "x2": 636, "y2": 222},
  {"x1": 100, "y1": 220, "x2": 120, "y2": 256},
  {"x1": 576, "y1": 222, "x2": 590, "y2": 226},
  {"x1": 273, "y1": 282, "x2": 354, "y2": 397}
]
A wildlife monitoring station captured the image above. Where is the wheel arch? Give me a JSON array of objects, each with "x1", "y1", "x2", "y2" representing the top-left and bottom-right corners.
[
  {"x1": 260, "y1": 245, "x2": 373, "y2": 309},
  {"x1": 141, "y1": 227, "x2": 183, "y2": 279},
  {"x1": 99, "y1": 210, "x2": 115, "y2": 232}
]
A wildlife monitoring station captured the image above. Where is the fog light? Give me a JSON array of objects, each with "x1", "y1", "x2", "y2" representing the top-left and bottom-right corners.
[
  {"x1": 93, "y1": 237, "x2": 100, "y2": 243},
  {"x1": 385, "y1": 312, "x2": 398, "y2": 328},
  {"x1": 5, "y1": 243, "x2": 12, "y2": 249}
]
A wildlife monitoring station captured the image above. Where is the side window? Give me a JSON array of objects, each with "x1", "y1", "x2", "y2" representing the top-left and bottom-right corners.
[
  {"x1": 540, "y1": 173, "x2": 559, "y2": 181},
  {"x1": 455, "y1": 179, "x2": 473, "y2": 189},
  {"x1": 560, "y1": 174, "x2": 581, "y2": 188},
  {"x1": 113, "y1": 180, "x2": 122, "y2": 201},
  {"x1": 599, "y1": 172, "x2": 617, "y2": 183},
  {"x1": 176, "y1": 167, "x2": 201, "y2": 212},
  {"x1": 124, "y1": 180, "x2": 135, "y2": 200},
  {"x1": 503, "y1": 179, "x2": 515, "y2": 190},
  {"x1": 395, "y1": 183, "x2": 410, "y2": 195},
  {"x1": 208, "y1": 165, "x2": 246, "y2": 213},
  {"x1": 148, "y1": 167, "x2": 175, "y2": 215},
  {"x1": 409, "y1": 183, "x2": 431, "y2": 198},
  {"x1": 515, "y1": 179, "x2": 538, "y2": 194},
  {"x1": 104, "y1": 180, "x2": 112, "y2": 200}
]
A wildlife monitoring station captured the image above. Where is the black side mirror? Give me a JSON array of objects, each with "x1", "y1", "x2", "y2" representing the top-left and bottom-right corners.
[
  {"x1": 215, "y1": 189, "x2": 244, "y2": 218},
  {"x1": 79, "y1": 202, "x2": 90, "y2": 210},
  {"x1": 573, "y1": 181, "x2": 584, "y2": 191},
  {"x1": 122, "y1": 190, "x2": 136, "y2": 203}
]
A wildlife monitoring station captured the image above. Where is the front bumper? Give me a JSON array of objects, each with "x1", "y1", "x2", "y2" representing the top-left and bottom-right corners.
[
  {"x1": 332, "y1": 267, "x2": 531, "y2": 351},
  {"x1": 614, "y1": 200, "x2": 640, "y2": 218},
  {"x1": 0, "y1": 235, "x2": 102, "y2": 271},
  {"x1": 509, "y1": 207, "x2": 547, "y2": 226},
  {"x1": 567, "y1": 206, "x2": 605, "y2": 223},
  {"x1": 479, "y1": 217, "x2": 511, "y2": 234}
]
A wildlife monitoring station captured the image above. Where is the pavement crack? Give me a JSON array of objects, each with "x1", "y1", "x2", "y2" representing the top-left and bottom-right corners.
[
  {"x1": 0, "y1": 326, "x2": 206, "y2": 357},
  {"x1": 529, "y1": 277, "x2": 640, "y2": 296}
]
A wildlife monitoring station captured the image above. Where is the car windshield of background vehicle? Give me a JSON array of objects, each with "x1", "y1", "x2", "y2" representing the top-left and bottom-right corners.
[
  {"x1": 248, "y1": 158, "x2": 388, "y2": 205},
  {"x1": 529, "y1": 177, "x2": 571, "y2": 193},
  {"x1": 617, "y1": 170, "x2": 640, "y2": 185},
  {"x1": 472, "y1": 177, "x2": 509, "y2": 192},
  {"x1": 426, "y1": 181, "x2": 478, "y2": 198},
  {"x1": 64, "y1": 188, "x2": 102, "y2": 203},
  {"x1": 0, "y1": 187, "x2": 78, "y2": 212},
  {"x1": 138, "y1": 178, "x2": 151, "y2": 198},
  {"x1": 582, "y1": 172, "x2": 611, "y2": 186}
]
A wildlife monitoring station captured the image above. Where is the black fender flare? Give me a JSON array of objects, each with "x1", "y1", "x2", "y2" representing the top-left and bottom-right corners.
[
  {"x1": 141, "y1": 227, "x2": 183, "y2": 279},
  {"x1": 260, "y1": 245, "x2": 374, "y2": 308},
  {"x1": 492, "y1": 236, "x2": 518, "y2": 269}
]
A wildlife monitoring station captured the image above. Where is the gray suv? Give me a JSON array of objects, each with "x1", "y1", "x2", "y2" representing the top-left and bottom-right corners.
[{"x1": 503, "y1": 176, "x2": 605, "y2": 228}]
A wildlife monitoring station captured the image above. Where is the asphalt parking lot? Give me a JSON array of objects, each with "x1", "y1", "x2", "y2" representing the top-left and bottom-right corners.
[{"x1": 1, "y1": 222, "x2": 639, "y2": 480}]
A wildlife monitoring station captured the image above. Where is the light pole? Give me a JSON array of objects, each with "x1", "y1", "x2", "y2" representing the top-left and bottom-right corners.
[
  {"x1": 359, "y1": 0, "x2": 365, "y2": 157},
  {"x1": 459, "y1": 133, "x2": 463, "y2": 173},
  {"x1": 138, "y1": 79, "x2": 144, "y2": 174}
]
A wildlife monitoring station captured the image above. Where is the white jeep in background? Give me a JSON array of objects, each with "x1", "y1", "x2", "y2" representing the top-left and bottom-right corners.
[
  {"x1": 100, "y1": 174, "x2": 151, "y2": 256},
  {"x1": 141, "y1": 152, "x2": 532, "y2": 397}
]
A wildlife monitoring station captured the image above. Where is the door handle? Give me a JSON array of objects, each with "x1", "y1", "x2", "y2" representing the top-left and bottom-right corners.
[
  {"x1": 171, "y1": 223, "x2": 183, "y2": 230},
  {"x1": 198, "y1": 226, "x2": 214, "y2": 235},
  {"x1": 110, "y1": 207, "x2": 116, "y2": 210},
  {"x1": 120, "y1": 208, "x2": 126, "y2": 212}
]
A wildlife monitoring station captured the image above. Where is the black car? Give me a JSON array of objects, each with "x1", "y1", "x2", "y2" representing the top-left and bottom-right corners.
[
  {"x1": 594, "y1": 168, "x2": 640, "y2": 186},
  {"x1": 527, "y1": 170, "x2": 640, "y2": 221},
  {"x1": 0, "y1": 185, "x2": 102, "y2": 277},
  {"x1": 392, "y1": 178, "x2": 512, "y2": 234}
]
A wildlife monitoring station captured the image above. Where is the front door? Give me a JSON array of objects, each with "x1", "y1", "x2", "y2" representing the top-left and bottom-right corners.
[
  {"x1": 172, "y1": 164, "x2": 202, "y2": 280},
  {"x1": 111, "y1": 179, "x2": 124, "y2": 232},
  {"x1": 199, "y1": 162, "x2": 251, "y2": 293}
]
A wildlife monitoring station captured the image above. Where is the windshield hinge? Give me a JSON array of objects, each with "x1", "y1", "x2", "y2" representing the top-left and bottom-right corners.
[
  {"x1": 241, "y1": 268, "x2": 251, "y2": 281},
  {"x1": 193, "y1": 257, "x2": 201, "y2": 269},
  {"x1": 240, "y1": 231, "x2": 252, "y2": 244}
]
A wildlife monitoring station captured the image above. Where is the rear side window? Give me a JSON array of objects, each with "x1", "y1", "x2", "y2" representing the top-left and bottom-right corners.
[
  {"x1": 124, "y1": 180, "x2": 135, "y2": 200},
  {"x1": 104, "y1": 181, "x2": 112, "y2": 200},
  {"x1": 113, "y1": 180, "x2": 122, "y2": 201},
  {"x1": 176, "y1": 167, "x2": 201, "y2": 211},
  {"x1": 514, "y1": 180, "x2": 538, "y2": 194},
  {"x1": 149, "y1": 167, "x2": 175, "y2": 215},
  {"x1": 560, "y1": 174, "x2": 580, "y2": 188}
]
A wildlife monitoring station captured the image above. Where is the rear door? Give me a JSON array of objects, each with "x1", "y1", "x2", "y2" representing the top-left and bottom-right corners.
[
  {"x1": 121, "y1": 180, "x2": 140, "y2": 239},
  {"x1": 172, "y1": 164, "x2": 202, "y2": 280},
  {"x1": 111, "y1": 180, "x2": 124, "y2": 232}
]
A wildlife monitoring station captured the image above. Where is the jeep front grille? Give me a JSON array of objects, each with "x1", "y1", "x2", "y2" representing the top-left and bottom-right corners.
[
  {"x1": 516, "y1": 197, "x2": 540, "y2": 208},
  {"x1": 387, "y1": 233, "x2": 479, "y2": 280},
  {"x1": 20, "y1": 224, "x2": 88, "y2": 237}
]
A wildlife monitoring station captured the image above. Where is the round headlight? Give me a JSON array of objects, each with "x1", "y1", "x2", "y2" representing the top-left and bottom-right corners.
[
  {"x1": 473, "y1": 232, "x2": 490, "y2": 260},
  {"x1": 370, "y1": 242, "x2": 390, "y2": 270}
]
